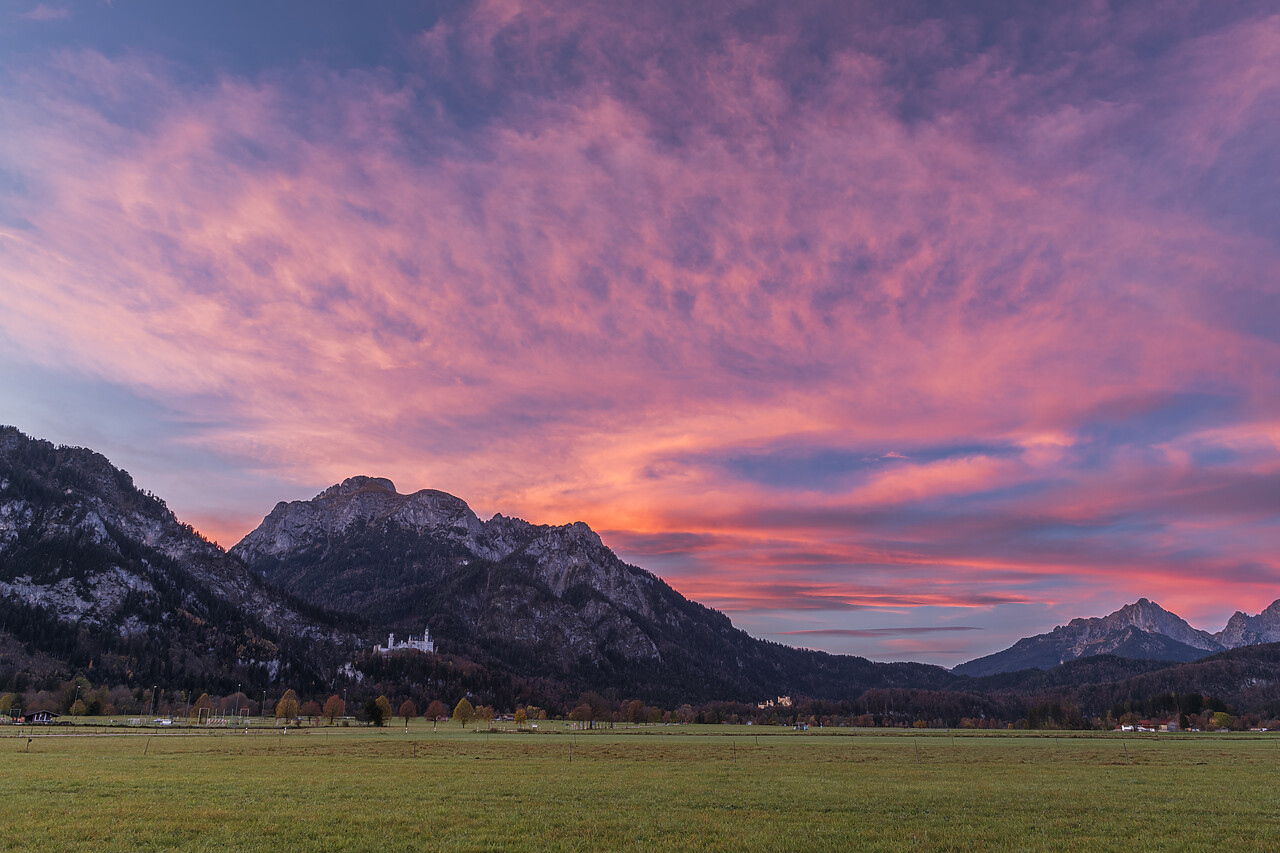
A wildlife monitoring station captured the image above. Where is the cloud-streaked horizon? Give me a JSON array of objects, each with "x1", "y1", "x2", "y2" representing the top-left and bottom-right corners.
[{"x1": 2, "y1": 0, "x2": 1277, "y2": 664}]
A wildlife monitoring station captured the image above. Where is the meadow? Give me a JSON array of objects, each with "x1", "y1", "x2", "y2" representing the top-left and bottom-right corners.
[{"x1": 3, "y1": 721, "x2": 1276, "y2": 851}]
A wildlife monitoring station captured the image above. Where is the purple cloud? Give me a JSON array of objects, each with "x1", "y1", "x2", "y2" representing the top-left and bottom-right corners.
[{"x1": 0, "y1": 1, "x2": 1277, "y2": 663}]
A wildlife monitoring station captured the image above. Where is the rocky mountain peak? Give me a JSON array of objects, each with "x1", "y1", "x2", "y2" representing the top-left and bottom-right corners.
[
  {"x1": 319, "y1": 476, "x2": 398, "y2": 499},
  {"x1": 1214, "y1": 599, "x2": 1280, "y2": 648},
  {"x1": 1060, "y1": 598, "x2": 1220, "y2": 652},
  {"x1": 956, "y1": 597, "x2": 1232, "y2": 676},
  {"x1": 232, "y1": 478, "x2": 486, "y2": 565},
  {"x1": 233, "y1": 477, "x2": 692, "y2": 673}
]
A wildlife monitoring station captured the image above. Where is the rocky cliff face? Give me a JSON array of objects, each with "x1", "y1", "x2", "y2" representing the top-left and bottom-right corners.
[
  {"x1": 0, "y1": 426, "x2": 354, "y2": 688},
  {"x1": 1216, "y1": 600, "x2": 1280, "y2": 648},
  {"x1": 1060, "y1": 598, "x2": 1223, "y2": 655},
  {"x1": 232, "y1": 477, "x2": 954, "y2": 702},
  {"x1": 233, "y1": 476, "x2": 665, "y2": 665},
  {"x1": 234, "y1": 477, "x2": 487, "y2": 562}
]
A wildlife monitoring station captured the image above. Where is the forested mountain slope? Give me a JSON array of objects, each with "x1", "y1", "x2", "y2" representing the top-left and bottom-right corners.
[{"x1": 0, "y1": 427, "x2": 354, "y2": 691}]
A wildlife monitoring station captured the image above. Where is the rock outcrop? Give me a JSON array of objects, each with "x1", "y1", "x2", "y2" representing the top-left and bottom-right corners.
[{"x1": 1216, "y1": 600, "x2": 1280, "y2": 648}]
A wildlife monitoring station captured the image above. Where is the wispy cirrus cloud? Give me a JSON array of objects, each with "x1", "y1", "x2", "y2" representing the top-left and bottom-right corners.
[
  {"x1": 17, "y1": 5, "x2": 69, "y2": 22},
  {"x1": 782, "y1": 627, "x2": 982, "y2": 638},
  {"x1": 1, "y1": 0, "x2": 1277, "y2": 663}
]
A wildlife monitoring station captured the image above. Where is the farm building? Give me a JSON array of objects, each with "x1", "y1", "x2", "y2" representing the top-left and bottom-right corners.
[{"x1": 21, "y1": 711, "x2": 59, "y2": 724}]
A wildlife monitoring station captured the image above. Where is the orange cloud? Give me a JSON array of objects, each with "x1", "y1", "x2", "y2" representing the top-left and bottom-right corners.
[{"x1": 2, "y1": 3, "x2": 1279, "y2": 661}]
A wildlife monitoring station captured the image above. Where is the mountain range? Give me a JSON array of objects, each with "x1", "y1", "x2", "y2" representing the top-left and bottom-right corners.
[
  {"x1": 953, "y1": 598, "x2": 1280, "y2": 677},
  {"x1": 4, "y1": 424, "x2": 1280, "y2": 719},
  {"x1": 0, "y1": 428, "x2": 952, "y2": 704}
]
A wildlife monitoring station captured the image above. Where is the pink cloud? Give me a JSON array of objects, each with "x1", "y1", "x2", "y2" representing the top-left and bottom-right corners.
[
  {"x1": 17, "y1": 4, "x2": 69, "y2": 22},
  {"x1": 1, "y1": 2, "x2": 1278, "y2": 661}
]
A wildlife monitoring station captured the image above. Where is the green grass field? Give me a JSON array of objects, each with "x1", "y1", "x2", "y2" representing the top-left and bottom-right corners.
[{"x1": 3, "y1": 723, "x2": 1276, "y2": 851}]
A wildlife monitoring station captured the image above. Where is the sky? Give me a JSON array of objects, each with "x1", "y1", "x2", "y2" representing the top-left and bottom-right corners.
[{"x1": 1, "y1": 0, "x2": 1278, "y2": 666}]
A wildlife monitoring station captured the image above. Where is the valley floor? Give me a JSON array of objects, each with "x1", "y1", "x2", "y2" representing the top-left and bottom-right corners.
[{"x1": 2, "y1": 723, "x2": 1275, "y2": 851}]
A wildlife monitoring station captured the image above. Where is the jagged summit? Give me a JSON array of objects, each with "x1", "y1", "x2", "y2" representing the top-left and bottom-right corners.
[
  {"x1": 1059, "y1": 598, "x2": 1221, "y2": 652},
  {"x1": 318, "y1": 475, "x2": 398, "y2": 498},
  {"x1": 1216, "y1": 600, "x2": 1280, "y2": 648},
  {"x1": 235, "y1": 477, "x2": 486, "y2": 566}
]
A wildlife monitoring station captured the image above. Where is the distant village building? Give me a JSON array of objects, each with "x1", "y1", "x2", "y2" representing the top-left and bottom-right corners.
[
  {"x1": 21, "y1": 711, "x2": 58, "y2": 724},
  {"x1": 375, "y1": 626, "x2": 434, "y2": 655}
]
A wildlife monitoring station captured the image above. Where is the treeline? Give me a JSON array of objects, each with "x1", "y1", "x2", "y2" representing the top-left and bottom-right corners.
[{"x1": 13, "y1": 668, "x2": 1280, "y2": 734}]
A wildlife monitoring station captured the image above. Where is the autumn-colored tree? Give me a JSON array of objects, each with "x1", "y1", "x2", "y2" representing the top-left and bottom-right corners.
[
  {"x1": 222, "y1": 692, "x2": 248, "y2": 716},
  {"x1": 578, "y1": 692, "x2": 612, "y2": 727},
  {"x1": 275, "y1": 689, "x2": 299, "y2": 721},
  {"x1": 514, "y1": 707, "x2": 527, "y2": 728},
  {"x1": 190, "y1": 692, "x2": 214, "y2": 720},
  {"x1": 453, "y1": 697, "x2": 475, "y2": 727},
  {"x1": 625, "y1": 700, "x2": 645, "y2": 724},
  {"x1": 425, "y1": 700, "x2": 448, "y2": 721},
  {"x1": 569, "y1": 704, "x2": 592, "y2": 724},
  {"x1": 476, "y1": 705, "x2": 495, "y2": 728},
  {"x1": 300, "y1": 700, "x2": 322, "y2": 721},
  {"x1": 376, "y1": 695, "x2": 393, "y2": 724},
  {"x1": 322, "y1": 695, "x2": 345, "y2": 724},
  {"x1": 399, "y1": 699, "x2": 418, "y2": 728},
  {"x1": 70, "y1": 699, "x2": 87, "y2": 716}
]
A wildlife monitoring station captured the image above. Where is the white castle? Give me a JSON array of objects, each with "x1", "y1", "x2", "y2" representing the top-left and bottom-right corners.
[{"x1": 375, "y1": 626, "x2": 435, "y2": 655}]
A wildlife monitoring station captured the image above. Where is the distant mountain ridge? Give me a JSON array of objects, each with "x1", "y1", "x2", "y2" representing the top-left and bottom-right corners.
[{"x1": 955, "y1": 598, "x2": 1280, "y2": 676}]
